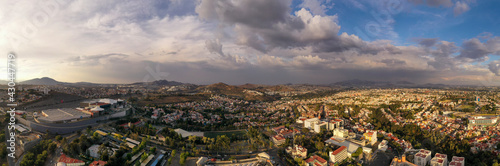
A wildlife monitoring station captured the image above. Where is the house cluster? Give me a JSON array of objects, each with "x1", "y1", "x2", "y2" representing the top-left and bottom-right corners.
[
  {"x1": 391, "y1": 149, "x2": 465, "y2": 166},
  {"x1": 270, "y1": 126, "x2": 299, "y2": 146}
]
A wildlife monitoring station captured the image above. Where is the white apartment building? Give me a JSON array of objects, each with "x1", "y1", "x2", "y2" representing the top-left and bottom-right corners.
[{"x1": 414, "y1": 149, "x2": 432, "y2": 166}]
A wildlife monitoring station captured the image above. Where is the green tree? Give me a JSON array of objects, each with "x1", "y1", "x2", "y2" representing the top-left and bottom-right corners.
[{"x1": 351, "y1": 147, "x2": 363, "y2": 158}]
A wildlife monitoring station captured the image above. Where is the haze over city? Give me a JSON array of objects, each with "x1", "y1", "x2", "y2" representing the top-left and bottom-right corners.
[
  {"x1": 3, "y1": 1, "x2": 500, "y2": 166},
  {"x1": 1, "y1": 0, "x2": 500, "y2": 85}
]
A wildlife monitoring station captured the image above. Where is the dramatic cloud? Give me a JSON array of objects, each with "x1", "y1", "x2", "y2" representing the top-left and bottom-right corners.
[
  {"x1": 488, "y1": 60, "x2": 500, "y2": 76},
  {"x1": 415, "y1": 38, "x2": 439, "y2": 47},
  {"x1": 0, "y1": 0, "x2": 498, "y2": 85},
  {"x1": 379, "y1": 59, "x2": 406, "y2": 66},
  {"x1": 299, "y1": 0, "x2": 332, "y2": 16},
  {"x1": 196, "y1": 0, "x2": 386, "y2": 55},
  {"x1": 205, "y1": 39, "x2": 224, "y2": 56},
  {"x1": 458, "y1": 38, "x2": 492, "y2": 61}
]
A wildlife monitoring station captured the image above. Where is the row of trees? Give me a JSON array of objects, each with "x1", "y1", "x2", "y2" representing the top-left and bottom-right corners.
[{"x1": 20, "y1": 139, "x2": 57, "y2": 166}]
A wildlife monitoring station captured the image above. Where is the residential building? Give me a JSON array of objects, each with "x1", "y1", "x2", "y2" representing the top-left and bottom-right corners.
[
  {"x1": 333, "y1": 128, "x2": 349, "y2": 138},
  {"x1": 285, "y1": 145, "x2": 307, "y2": 159},
  {"x1": 328, "y1": 119, "x2": 344, "y2": 131},
  {"x1": 329, "y1": 146, "x2": 347, "y2": 163},
  {"x1": 378, "y1": 140, "x2": 388, "y2": 151},
  {"x1": 430, "y1": 153, "x2": 447, "y2": 166},
  {"x1": 390, "y1": 155, "x2": 418, "y2": 166},
  {"x1": 305, "y1": 155, "x2": 327, "y2": 166},
  {"x1": 325, "y1": 137, "x2": 360, "y2": 157},
  {"x1": 272, "y1": 135, "x2": 286, "y2": 146},
  {"x1": 304, "y1": 118, "x2": 320, "y2": 129},
  {"x1": 414, "y1": 149, "x2": 432, "y2": 166},
  {"x1": 449, "y1": 156, "x2": 465, "y2": 166},
  {"x1": 314, "y1": 121, "x2": 328, "y2": 133},
  {"x1": 363, "y1": 131, "x2": 377, "y2": 145}
]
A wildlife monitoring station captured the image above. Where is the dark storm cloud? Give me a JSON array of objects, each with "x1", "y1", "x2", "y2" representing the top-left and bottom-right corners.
[
  {"x1": 128, "y1": 60, "x2": 439, "y2": 85},
  {"x1": 380, "y1": 59, "x2": 406, "y2": 66},
  {"x1": 458, "y1": 38, "x2": 491, "y2": 60},
  {"x1": 196, "y1": 0, "x2": 392, "y2": 55},
  {"x1": 205, "y1": 39, "x2": 224, "y2": 56},
  {"x1": 414, "y1": 38, "x2": 439, "y2": 47},
  {"x1": 431, "y1": 41, "x2": 458, "y2": 57},
  {"x1": 196, "y1": 0, "x2": 292, "y2": 29}
]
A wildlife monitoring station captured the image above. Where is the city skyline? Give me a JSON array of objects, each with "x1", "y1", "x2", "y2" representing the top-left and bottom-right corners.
[{"x1": 1, "y1": 0, "x2": 500, "y2": 85}]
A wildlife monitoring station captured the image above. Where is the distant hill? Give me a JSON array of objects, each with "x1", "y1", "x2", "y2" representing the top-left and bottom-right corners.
[
  {"x1": 198, "y1": 82, "x2": 243, "y2": 93},
  {"x1": 151, "y1": 80, "x2": 184, "y2": 86},
  {"x1": 20, "y1": 77, "x2": 63, "y2": 85},
  {"x1": 333, "y1": 79, "x2": 390, "y2": 87},
  {"x1": 131, "y1": 79, "x2": 185, "y2": 86},
  {"x1": 196, "y1": 82, "x2": 279, "y2": 101},
  {"x1": 332, "y1": 79, "x2": 418, "y2": 87}
]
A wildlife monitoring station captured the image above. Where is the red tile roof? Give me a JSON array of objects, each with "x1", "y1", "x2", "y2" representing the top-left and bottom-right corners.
[
  {"x1": 273, "y1": 135, "x2": 285, "y2": 140},
  {"x1": 305, "y1": 157, "x2": 315, "y2": 163},
  {"x1": 59, "y1": 154, "x2": 84, "y2": 164},
  {"x1": 331, "y1": 146, "x2": 346, "y2": 155},
  {"x1": 314, "y1": 155, "x2": 327, "y2": 163},
  {"x1": 89, "y1": 161, "x2": 107, "y2": 166}
]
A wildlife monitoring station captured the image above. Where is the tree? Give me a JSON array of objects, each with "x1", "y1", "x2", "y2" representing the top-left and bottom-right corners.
[
  {"x1": 351, "y1": 147, "x2": 363, "y2": 158},
  {"x1": 301, "y1": 128, "x2": 310, "y2": 133},
  {"x1": 20, "y1": 152, "x2": 35, "y2": 166},
  {"x1": 150, "y1": 147, "x2": 156, "y2": 154},
  {"x1": 216, "y1": 135, "x2": 231, "y2": 151},
  {"x1": 171, "y1": 150, "x2": 177, "y2": 158},
  {"x1": 180, "y1": 152, "x2": 188, "y2": 165},
  {"x1": 98, "y1": 144, "x2": 110, "y2": 161}
]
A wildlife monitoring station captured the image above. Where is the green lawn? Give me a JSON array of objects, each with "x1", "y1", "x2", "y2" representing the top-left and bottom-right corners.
[{"x1": 204, "y1": 130, "x2": 247, "y2": 138}]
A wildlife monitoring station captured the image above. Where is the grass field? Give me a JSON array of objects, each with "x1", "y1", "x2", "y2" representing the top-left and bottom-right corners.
[{"x1": 204, "y1": 130, "x2": 247, "y2": 138}]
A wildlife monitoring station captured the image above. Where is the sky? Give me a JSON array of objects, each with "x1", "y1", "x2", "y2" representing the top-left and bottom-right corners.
[{"x1": 1, "y1": 0, "x2": 500, "y2": 85}]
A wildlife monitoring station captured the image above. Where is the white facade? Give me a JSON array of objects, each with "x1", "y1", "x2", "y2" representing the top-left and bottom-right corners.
[
  {"x1": 333, "y1": 128, "x2": 349, "y2": 138},
  {"x1": 304, "y1": 118, "x2": 319, "y2": 129},
  {"x1": 314, "y1": 121, "x2": 328, "y2": 133},
  {"x1": 414, "y1": 149, "x2": 432, "y2": 166},
  {"x1": 430, "y1": 153, "x2": 448, "y2": 166},
  {"x1": 329, "y1": 146, "x2": 347, "y2": 163},
  {"x1": 378, "y1": 140, "x2": 388, "y2": 151}
]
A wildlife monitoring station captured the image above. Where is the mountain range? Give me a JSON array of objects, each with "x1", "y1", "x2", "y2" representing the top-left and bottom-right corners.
[{"x1": 12, "y1": 77, "x2": 456, "y2": 88}]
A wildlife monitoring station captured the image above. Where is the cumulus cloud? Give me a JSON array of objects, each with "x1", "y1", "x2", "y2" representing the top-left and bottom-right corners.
[
  {"x1": 488, "y1": 60, "x2": 500, "y2": 76},
  {"x1": 458, "y1": 38, "x2": 491, "y2": 61},
  {"x1": 205, "y1": 39, "x2": 224, "y2": 56},
  {"x1": 299, "y1": 0, "x2": 332, "y2": 16},
  {"x1": 379, "y1": 59, "x2": 406, "y2": 66},
  {"x1": 453, "y1": 1, "x2": 470, "y2": 16},
  {"x1": 414, "y1": 38, "x2": 439, "y2": 47},
  {"x1": 196, "y1": 0, "x2": 387, "y2": 55},
  {"x1": 0, "y1": 0, "x2": 498, "y2": 85}
]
